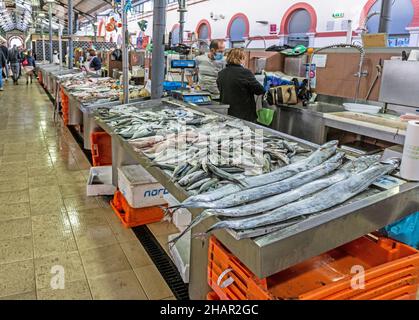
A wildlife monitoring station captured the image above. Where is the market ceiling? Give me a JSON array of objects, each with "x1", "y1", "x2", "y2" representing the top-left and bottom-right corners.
[{"x1": 0, "y1": 0, "x2": 113, "y2": 33}]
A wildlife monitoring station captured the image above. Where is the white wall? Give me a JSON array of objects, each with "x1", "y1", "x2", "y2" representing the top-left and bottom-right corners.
[{"x1": 122, "y1": 0, "x2": 415, "y2": 48}]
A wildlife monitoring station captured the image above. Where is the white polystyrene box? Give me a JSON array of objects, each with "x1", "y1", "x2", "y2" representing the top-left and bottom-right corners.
[
  {"x1": 168, "y1": 231, "x2": 191, "y2": 283},
  {"x1": 118, "y1": 165, "x2": 168, "y2": 208},
  {"x1": 164, "y1": 193, "x2": 192, "y2": 229},
  {"x1": 86, "y1": 166, "x2": 117, "y2": 196}
]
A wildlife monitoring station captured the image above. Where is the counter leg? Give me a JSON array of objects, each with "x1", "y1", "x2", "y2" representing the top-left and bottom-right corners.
[{"x1": 111, "y1": 135, "x2": 138, "y2": 187}]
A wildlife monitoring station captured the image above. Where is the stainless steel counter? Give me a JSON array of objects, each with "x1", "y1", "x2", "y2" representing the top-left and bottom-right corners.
[
  {"x1": 93, "y1": 98, "x2": 419, "y2": 300},
  {"x1": 273, "y1": 99, "x2": 406, "y2": 145}
]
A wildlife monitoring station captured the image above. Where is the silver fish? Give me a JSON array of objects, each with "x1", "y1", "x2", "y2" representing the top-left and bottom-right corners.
[
  {"x1": 180, "y1": 140, "x2": 338, "y2": 206},
  {"x1": 206, "y1": 158, "x2": 400, "y2": 235}
]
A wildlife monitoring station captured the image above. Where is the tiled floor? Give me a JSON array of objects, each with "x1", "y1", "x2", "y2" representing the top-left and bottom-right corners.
[{"x1": 0, "y1": 79, "x2": 177, "y2": 300}]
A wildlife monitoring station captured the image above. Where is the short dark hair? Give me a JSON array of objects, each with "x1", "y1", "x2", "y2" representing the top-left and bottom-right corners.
[{"x1": 210, "y1": 39, "x2": 224, "y2": 51}]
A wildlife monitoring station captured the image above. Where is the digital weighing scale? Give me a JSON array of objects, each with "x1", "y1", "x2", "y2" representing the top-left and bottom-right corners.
[{"x1": 171, "y1": 91, "x2": 212, "y2": 105}]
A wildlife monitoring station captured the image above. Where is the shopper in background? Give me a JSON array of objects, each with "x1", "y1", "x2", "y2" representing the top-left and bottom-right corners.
[
  {"x1": 8, "y1": 45, "x2": 21, "y2": 85},
  {"x1": 0, "y1": 41, "x2": 9, "y2": 83},
  {"x1": 217, "y1": 48, "x2": 266, "y2": 122},
  {"x1": 0, "y1": 47, "x2": 6, "y2": 91},
  {"x1": 88, "y1": 49, "x2": 102, "y2": 75},
  {"x1": 22, "y1": 50, "x2": 36, "y2": 85},
  {"x1": 191, "y1": 39, "x2": 226, "y2": 99}
]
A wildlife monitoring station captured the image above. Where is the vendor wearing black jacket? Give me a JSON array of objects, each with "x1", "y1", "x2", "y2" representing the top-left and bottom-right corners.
[{"x1": 217, "y1": 48, "x2": 265, "y2": 122}]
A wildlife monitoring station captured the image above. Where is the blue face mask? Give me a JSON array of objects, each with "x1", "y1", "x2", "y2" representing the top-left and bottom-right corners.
[{"x1": 214, "y1": 52, "x2": 224, "y2": 61}]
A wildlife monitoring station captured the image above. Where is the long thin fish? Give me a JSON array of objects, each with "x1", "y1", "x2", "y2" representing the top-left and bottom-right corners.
[
  {"x1": 179, "y1": 140, "x2": 339, "y2": 206},
  {"x1": 182, "y1": 152, "x2": 345, "y2": 210},
  {"x1": 205, "y1": 159, "x2": 400, "y2": 234},
  {"x1": 173, "y1": 155, "x2": 380, "y2": 242}
]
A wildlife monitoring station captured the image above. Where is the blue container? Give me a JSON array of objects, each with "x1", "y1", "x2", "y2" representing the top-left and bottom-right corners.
[
  {"x1": 163, "y1": 81, "x2": 187, "y2": 92},
  {"x1": 381, "y1": 212, "x2": 419, "y2": 249}
]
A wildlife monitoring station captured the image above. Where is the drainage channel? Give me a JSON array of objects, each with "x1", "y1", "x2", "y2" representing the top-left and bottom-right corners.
[
  {"x1": 45, "y1": 82, "x2": 189, "y2": 300},
  {"x1": 133, "y1": 226, "x2": 190, "y2": 300}
]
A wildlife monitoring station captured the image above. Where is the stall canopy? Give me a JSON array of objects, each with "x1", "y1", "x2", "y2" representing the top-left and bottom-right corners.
[{"x1": 0, "y1": 0, "x2": 113, "y2": 33}]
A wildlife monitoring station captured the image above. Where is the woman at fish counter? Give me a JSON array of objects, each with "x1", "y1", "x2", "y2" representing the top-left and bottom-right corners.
[{"x1": 217, "y1": 48, "x2": 266, "y2": 122}]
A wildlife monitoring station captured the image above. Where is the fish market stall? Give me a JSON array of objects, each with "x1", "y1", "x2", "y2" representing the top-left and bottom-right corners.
[{"x1": 92, "y1": 98, "x2": 419, "y2": 300}]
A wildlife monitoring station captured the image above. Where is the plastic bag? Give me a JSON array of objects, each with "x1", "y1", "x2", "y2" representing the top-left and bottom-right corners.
[{"x1": 381, "y1": 212, "x2": 419, "y2": 249}]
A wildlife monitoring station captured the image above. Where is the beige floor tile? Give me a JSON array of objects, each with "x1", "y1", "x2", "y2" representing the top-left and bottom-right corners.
[
  {"x1": 120, "y1": 241, "x2": 153, "y2": 269},
  {"x1": 29, "y1": 186, "x2": 62, "y2": 203},
  {"x1": 32, "y1": 213, "x2": 72, "y2": 234},
  {"x1": 69, "y1": 212, "x2": 117, "y2": 251},
  {"x1": 148, "y1": 221, "x2": 180, "y2": 237},
  {"x1": 0, "y1": 291, "x2": 37, "y2": 300},
  {"x1": 30, "y1": 199, "x2": 67, "y2": 216},
  {"x1": 134, "y1": 265, "x2": 173, "y2": 300},
  {"x1": 0, "y1": 236, "x2": 33, "y2": 265},
  {"x1": 0, "y1": 178, "x2": 28, "y2": 193},
  {"x1": 155, "y1": 235, "x2": 171, "y2": 256},
  {"x1": 64, "y1": 195, "x2": 101, "y2": 213},
  {"x1": 56, "y1": 171, "x2": 86, "y2": 184},
  {"x1": 80, "y1": 244, "x2": 132, "y2": 278},
  {"x1": 34, "y1": 252, "x2": 86, "y2": 289},
  {"x1": 0, "y1": 170, "x2": 28, "y2": 182},
  {"x1": 59, "y1": 183, "x2": 88, "y2": 198},
  {"x1": 2, "y1": 143, "x2": 26, "y2": 155},
  {"x1": 28, "y1": 175, "x2": 59, "y2": 188},
  {"x1": 0, "y1": 203, "x2": 30, "y2": 221},
  {"x1": 37, "y1": 279, "x2": 92, "y2": 300},
  {"x1": 0, "y1": 190, "x2": 29, "y2": 204},
  {"x1": 88, "y1": 270, "x2": 148, "y2": 300},
  {"x1": 0, "y1": 218, "x2": 32, "y2": 241},
  {"x1": 162, "y1": 296, "x2": 177, "y2": 300},
  {"x1": 27, "y1": 165, "x2": 56, "y2": 178},
  {"x1": 32, "y1": 229, "x2": 78, "y2": 259},
  {"x1": 1, "y1": 154, "x2": 27, "y2": 164},
  {"x1": 0, "y1": 260, "x2": 35, "y2": 298}
]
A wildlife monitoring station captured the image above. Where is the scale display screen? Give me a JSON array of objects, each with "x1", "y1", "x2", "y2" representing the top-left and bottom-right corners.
[
  {"x1": 171, "y1": 59, "x2": 196, "y2": 69},
  {"x1": 182, "y1": 94, "x2": 212, "y2": 105}
]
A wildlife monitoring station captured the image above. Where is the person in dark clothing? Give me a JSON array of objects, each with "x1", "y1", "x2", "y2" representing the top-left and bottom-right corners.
[
  {"x1": 0, "y1": 41, "x2": 9, "y2": 83},
  {"x1": 0, "y1": 48, "x2": 6, "y2": 91},
  {"x1": 88, "y1": 49, "x2": 102, "y2": 74},
  {"x1": 217, "y1": 48, "x2": 265, "y2": 122},
  {"x1": 22, "y1": 50, "x2": 36, "y2": 85},
  {"x1": 8, "y1": 45, "x2": 21, "y2": 85}
]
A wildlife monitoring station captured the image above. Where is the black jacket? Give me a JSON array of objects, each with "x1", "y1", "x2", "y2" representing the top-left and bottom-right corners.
[
  {"x1": 0, "y1": 45, "x2": 8, "y2": 66},
  {"x1": 8, "y1": 48, "x2": 20, "y2": 63},
  {"x1": 217, "y1": 64, "x2": 265, "y2": 122},
  {"x1": 0, "y1": 50, "x2": 6, "y2": 68}
]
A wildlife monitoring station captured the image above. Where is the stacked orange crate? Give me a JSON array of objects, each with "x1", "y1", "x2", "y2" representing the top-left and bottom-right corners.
[
  {"x1": 208, "y1": 236, "x2": 419, "y2": 300},
  {"x1": 90, "y1": 132, "x2": 112, "y2": 166},
  {"x1": 60, "y1": 88, "x2": 69, "y2": 126},
  {"x1": 110, "y1": 190, "x2": 165, "y2": 228}
]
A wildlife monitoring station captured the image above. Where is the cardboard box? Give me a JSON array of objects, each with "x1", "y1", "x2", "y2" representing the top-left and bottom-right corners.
[
  {"x1": 118, "y1": 165, "x2": 168, "y2": 209},
  {"x1": 86, "y1": 166, "x2": 117, "y2": 196}
]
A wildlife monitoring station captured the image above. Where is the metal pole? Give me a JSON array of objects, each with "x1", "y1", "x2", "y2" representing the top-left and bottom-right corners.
[
  {"x1": 378, "y1": 0, "x2": 393, "y2": 34},
  {"x1": 151, "y1": 0, "x2": 167, "y2": 99},
  {"x1": 68, "y1": 0, "x2": 74, "y2": 69},
  {"x1": 178, "y1": 0, "x2": 186, "y2": 44},
  {"x1": 122, "y1": 0, "x2": 129, "y2": 104},
  {"x1": 59, "y1": 25, "x2": 63, "y2": 69},
  {"x1": 48, "y1": 2, "x2": 53, "y2": 63},
  {"x1": 346, "y1": 20, "x2": 352, "y2": 44},
  {"x1": 41, "y1": 24, "x2": 46, "y2": 62}
]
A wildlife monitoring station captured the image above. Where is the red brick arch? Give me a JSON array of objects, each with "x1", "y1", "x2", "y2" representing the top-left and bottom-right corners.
[
  {"x1": 279, "y1": 2, "x2": 317, "y2": 35},
  {"x1": 196, "y1": 19, "x2": 212, "y2": 40},
  {"x1": 226, "y1": 13, "x2": 250, "y2": 39},
  {"x1": 359, "y1": 0, "x2": 419, "y2": 28}
]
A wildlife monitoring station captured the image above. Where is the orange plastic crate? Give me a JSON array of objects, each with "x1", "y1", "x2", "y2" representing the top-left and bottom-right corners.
[
  {"x1": 208, "y1": 236, "x2": 419, "y2": 300},
  {"x1": 90, "y1": 131, "x2": 112, "y2": 166},
  {"x1": 207, "y1": 291, "x2": 220, "y2": 300},
  {"x1": 110, "y1": 190, "x2": 165, "y2": 228}
]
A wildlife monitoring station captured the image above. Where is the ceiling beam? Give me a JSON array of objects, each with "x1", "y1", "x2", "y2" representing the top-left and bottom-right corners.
[{"x1": 85, "y1": 2, "x2": 111, "y2": 16}]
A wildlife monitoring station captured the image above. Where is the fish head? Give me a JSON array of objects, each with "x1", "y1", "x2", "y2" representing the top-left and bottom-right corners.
[{"x1": 380, "y1": 157, "x2": 401, "y2": 168}]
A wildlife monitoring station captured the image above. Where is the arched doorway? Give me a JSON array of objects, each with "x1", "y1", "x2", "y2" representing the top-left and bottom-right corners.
[
  {"x1": 196, "y1": 20, "x2": 211, "y2": 41},
  {"x1": 227, "y1": 13, "x2": 250, "y2": 48},
  {"x1": 280, "y1": 3, "x2": 317, "y2": 47},
  {"x1": 362, "y1": 0, "x2": 414, "y2": 47},
  {"x1": 171, "y1": 24, "x2": 180, "y2": 46},
  {"x1": 9, "y1": 36, "x2": 24, "y2": 48}
]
